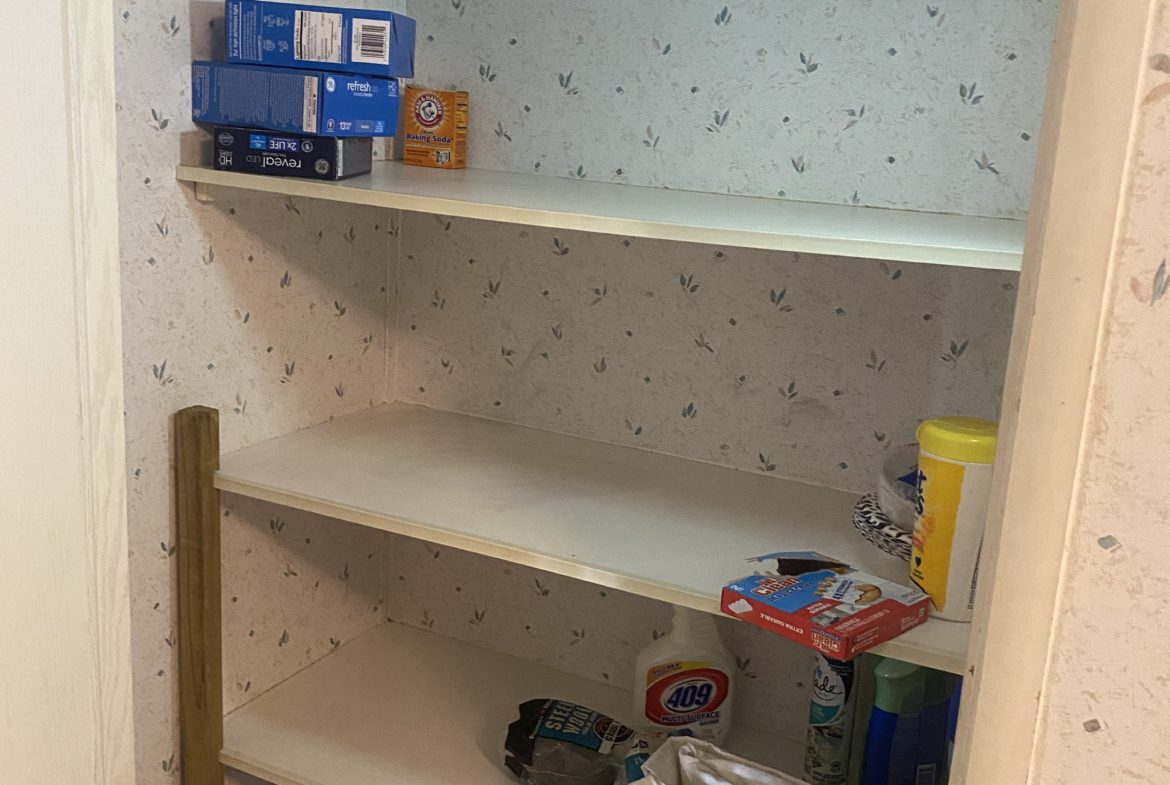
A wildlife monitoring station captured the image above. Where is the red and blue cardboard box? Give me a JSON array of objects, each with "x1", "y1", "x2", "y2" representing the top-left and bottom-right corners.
[{"x1": 721, "y1": 551, "x2": 931, "y2": 660}]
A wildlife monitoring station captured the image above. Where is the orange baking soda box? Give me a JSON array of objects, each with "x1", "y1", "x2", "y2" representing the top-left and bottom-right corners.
[{"x1": 402, "y1": 85, "x2": 467, "y2": 168}]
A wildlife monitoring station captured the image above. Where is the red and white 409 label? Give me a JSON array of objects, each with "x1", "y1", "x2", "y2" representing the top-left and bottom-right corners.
[{"x1": 644, "y1": 666, "x2": 730, "y2": 725}]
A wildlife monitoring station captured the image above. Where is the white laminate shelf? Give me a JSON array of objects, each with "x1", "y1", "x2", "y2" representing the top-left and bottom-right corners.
[
  {"x1": 216, "y1": 404, "x2": 970, "y2": 674},
  {"x1": 221, "y1": 622, "x2": 804, "y2": 785},
  {"x1": 175, "y1": 163, "x2": 1024, "y2": 270}
]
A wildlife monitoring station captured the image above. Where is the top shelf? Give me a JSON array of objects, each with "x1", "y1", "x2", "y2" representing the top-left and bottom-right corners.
[{"x1": 175, "y1": 163, "x2": 1024, "y2": 270}]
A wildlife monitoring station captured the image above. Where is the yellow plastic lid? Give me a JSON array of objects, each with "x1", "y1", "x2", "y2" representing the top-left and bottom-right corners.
[{"x1": 917, "y1": 417, "x2": 998, "y2": 464}]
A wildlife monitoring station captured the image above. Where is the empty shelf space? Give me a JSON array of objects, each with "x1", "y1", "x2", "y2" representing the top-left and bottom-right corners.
[
  {"x1": 216, "y1": 404, "x2": 969, "y2": 673},
  {"x1": 176, "y1": 163, "x2": 1024, "y2": 270}
]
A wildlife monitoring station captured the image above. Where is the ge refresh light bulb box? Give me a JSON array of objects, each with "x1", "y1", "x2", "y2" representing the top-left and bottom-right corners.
[
  {"x1": 225, "y1": 0, "x2": 416, "y2": 78},
  {"x1": 191, "y1": 61, "x2": 400, "y2": 137}
]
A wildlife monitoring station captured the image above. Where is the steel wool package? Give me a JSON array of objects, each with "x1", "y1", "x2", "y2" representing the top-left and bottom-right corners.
[{"x1": 505, "y1": 699, "x2": 647, "y2": 785}]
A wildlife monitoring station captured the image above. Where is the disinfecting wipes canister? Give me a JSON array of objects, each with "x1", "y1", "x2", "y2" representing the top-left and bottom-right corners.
[{"x1": 910, "y1": 417, "x2": 998, "y2": 623}]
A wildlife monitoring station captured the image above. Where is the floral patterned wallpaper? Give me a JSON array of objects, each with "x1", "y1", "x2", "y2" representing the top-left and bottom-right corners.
[
  {"x1": 1032, "y1": 13, "x2": 1170, "y2": 784},
  {"x1": 114, "y1": 1, "x2": 397, "y2": 783},
  {"x1": 220, "y1": 497, "x2": 388, "y2": 713},
  {"x1": 115, "y1": 0, "x2": 1040, "y2": 781},
  {"x1": 394, "y1": 213, "x2": 1017, "y2": 492},
  {"x1": 384, "y1": 537, "x2": 819, "y2": 742},
  {"x1": 409, "y1": 0, "x2": 1058, "y2": 219}
]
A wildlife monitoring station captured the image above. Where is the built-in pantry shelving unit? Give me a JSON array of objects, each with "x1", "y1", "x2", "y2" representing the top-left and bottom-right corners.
[
  {"x1": 158, "y1": 3, "x2": 1059, "y2": 784},
  {"x1": 178, "y1": 155, "x2": 985, "y2": 782}
]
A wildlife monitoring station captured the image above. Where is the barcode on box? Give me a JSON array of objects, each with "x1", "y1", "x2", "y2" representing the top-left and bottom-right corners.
[
  {"x1": 351, "y1": 19, "x2": 390, "y2": 65},
  {"x1": 915, "y1": 764, "x2": 937, "y2": 785}
]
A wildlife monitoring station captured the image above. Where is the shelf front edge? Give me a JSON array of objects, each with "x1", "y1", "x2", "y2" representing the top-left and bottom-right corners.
[
  {"x1": 214, "y1": 471, "x2": 719, "y2": 614},
  {"x1": 214, "y1": 471, "x2": 967, "y2": 674},
  {"x1": 175, "y1": 165, "x2": 1022, "y2": 270}
]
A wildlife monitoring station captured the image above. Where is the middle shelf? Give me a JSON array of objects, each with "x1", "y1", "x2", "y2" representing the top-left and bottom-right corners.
[{"x1": 216, "y1": 403, "x2": 969, "y2": 674}]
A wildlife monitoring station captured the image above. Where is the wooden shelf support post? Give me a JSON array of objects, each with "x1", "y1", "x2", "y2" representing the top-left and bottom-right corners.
[{"x1": 175, "y1": 406, "x2": 223, "y2": 785}]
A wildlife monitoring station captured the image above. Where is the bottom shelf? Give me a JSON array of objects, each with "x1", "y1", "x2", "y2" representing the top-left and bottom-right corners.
[{"x1": 222, "y1": 622, "x2": 804, "y2": 785}]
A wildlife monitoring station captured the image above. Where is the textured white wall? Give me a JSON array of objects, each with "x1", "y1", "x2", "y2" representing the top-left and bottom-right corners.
[
  {"x1": 1, "y1": 2, "x2": 134, "y2": 783},
  {"x1": 1031, "y1": 6, "x2": 1170, "y2": 782}
]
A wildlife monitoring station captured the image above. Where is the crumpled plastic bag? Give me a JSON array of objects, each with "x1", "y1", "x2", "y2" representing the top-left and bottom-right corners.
[{"x1": 634, "y1": 738, "x2": 804, "y2": 785}]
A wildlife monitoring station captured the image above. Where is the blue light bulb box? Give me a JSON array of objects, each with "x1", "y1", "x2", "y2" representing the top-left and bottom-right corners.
[
  {"x1": 192, "y1": 61, "x2": 399, "y2": 137},
  {"x1": 225, "y1": 0, "x2": 415, "y2": 78}
]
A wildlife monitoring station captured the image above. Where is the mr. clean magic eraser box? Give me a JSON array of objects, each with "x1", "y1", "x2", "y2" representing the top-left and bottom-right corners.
[
  {"x1": 192, "y1": 61, "x2": 399, "y2": 136},
  {"x1": 721, "y1": 551, "x2": 930, "y2": 661},
  {"x1": 225, "y1": 0, "x2": 415, "y2": 78}
]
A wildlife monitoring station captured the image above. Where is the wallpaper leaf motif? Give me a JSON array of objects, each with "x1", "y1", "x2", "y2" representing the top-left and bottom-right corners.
[
  {"x1": 842, "y1": 105, "x2": 865, "y2": 131},
  {"x1": 409, "y1": 0, "x2": 1056, "y2": 218},
  {"x1": 769, "y1": 287, "x2": 792, "y2": 311},
  {"x1": 1153, "y1": 259, "x2": 1168, "y2": 305},
  {"x1": 975, "y1": 152, "x2": 1000, "y2": 175},
  {"x1": 941, "y1": 339, "x2": 970, "y2": 364},
  {"x1": 798, "y1": 52, "x2": 819, "y2": 74}
]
